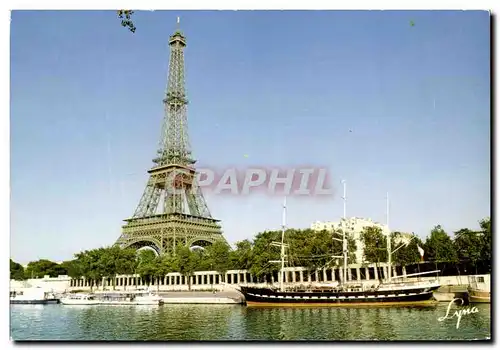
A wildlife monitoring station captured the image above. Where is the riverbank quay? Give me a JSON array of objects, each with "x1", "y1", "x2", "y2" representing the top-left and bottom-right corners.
[
  {"x1": 10, "y1": 269, "x2": 488, "y2": 304},
  {"x1": 433, "y1": 285, "x2": 469, "y2": 302},
  {"x1": 158, "y1": 291, "x2": 244, "y2": 304}
]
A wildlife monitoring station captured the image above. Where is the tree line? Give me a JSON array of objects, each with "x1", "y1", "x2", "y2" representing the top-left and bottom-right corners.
[
  {"x1": 10, "y1": 217, "x2": 491, "y2": 287},
  {"x1": 361, "y1": 217, "x2": 491, "y2": 275}
]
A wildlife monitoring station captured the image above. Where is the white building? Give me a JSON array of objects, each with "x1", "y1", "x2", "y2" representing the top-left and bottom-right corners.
[{"x1": 311, "y1": 217, "x2": 391, "y2": 264}]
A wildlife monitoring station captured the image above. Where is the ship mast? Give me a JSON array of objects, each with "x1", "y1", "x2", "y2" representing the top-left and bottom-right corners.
[
  {"x1": 332, "y1": 180, "x2": 349, "y2": 286},
  {"x1": 280, "y1": 197, "x2": 286, "y2": 292},
  {"x1": 386, "y1": 192, "x2": 392, "y2": 282},
  {"x1": 342, "y1": 180, "x2": 348, "y2": 284},
  {"x1": 270, "y1": 197, "x2": 288, "y2": 292}
]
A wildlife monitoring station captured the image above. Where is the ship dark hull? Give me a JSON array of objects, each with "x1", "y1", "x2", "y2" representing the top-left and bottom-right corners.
[
  {"x1": 240, "y1": 286, "x2": 440, "y2": 307},
  {"x1": 10, "y1": 299, "x2": 60, "y2": 305}
]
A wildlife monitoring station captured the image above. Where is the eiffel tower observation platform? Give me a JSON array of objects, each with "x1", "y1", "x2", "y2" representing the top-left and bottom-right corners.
[{"x1": 115, "y1": 20, "x2": 226, "y2": 255}]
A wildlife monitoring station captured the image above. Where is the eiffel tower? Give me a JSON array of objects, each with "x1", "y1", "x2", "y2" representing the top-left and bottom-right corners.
[{"x1": 115, "y1": 21, "x2": 225, "y2": 255}]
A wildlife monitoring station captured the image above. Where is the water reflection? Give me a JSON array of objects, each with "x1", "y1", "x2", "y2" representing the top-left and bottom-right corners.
[
  {"x1": 240, "y1": 304, "x2": 487, "y2": 341},
  {"x1": 10, "y1": 303, "x2": 490, "y2": 341}
]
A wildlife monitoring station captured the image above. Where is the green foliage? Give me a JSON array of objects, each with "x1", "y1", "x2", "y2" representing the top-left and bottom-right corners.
[
  {"x1": 248, "y1": 230, "x2": 281, "y2": 278},
  {"x1": 176, "y1": 247, "x2": 199, "y2": 290},
  {"x1": 117, "y1": 10, "x2": 136, "y2": 33},
  {"x1": 288, "y1": 229, "x2": 356, "y2": 269},
  {"x1": 479, "y1": 217, "x2": 491, "y2": 270},
  {"x1": 116, "y1": 248, "x2": 139, "y2": 275},
  {"x1": 454, "y1": 228, "x2": 483, "y2": 269},
  {"x1": 361, "y1": 226, "x2": 387, "y2": 265},
  {"x1": 97, "y1": 246, "x2": 138, "y2": 289},
  {"x1": 204, "y1": 240, "x2": 231, "y2": 277},
  {"x1": 60, "y1": 260, "x2": 82, "y2": 279},
  {"x1": 424, "y1": 225, "x2": 458, "y2": 263},
  {"x1": 74, "y1": 249, "x2": 105, "y2": 291},
  {"x1": 24, "y1": 259, "x2": 65, "y2": 279},
  {"x1": 136, "y1": 260, "x2": 155, "y2": 286},
  {"x1": 10, "y1": 259, "x2": 25, "y2": 280},
  {"x1": 229, "y1": 240, "x2": 253, "y2": 270},
  {"x1": 136, "y1": 249, "x2": 160, "y2": 286},
  {"x1": 137, "y1": 249, "x2": 156, "y2": 265},
  {"x1": 391, "y1": 232, "x2": 423, "y2": 266},
  {"x1": 158, "y1": 255, "x2": 178, "y2": 276}
]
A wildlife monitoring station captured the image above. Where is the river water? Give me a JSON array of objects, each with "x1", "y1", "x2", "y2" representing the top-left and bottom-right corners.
[{"x1": 10, "y1": 303, "x2": 491, "y2": 341}]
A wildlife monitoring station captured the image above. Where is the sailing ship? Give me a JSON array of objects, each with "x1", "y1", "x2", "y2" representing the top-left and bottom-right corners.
[{"x1": 238, "y1": 183, "x2": 440, "y2": 306}]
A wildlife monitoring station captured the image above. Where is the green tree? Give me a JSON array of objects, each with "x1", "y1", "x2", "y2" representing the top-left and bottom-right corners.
[
  {"x1": 204, "y1": 240, "x2": 231, "y2": 282},
  {"x1": 156, "y1": 254, "x2": 178, "y2": 291},
  {"x1": 424, "y1": 225, "x2": 458, "y2": 263},
  {"x1": 149, "y1": 257, "x2": 165, "y2": 292},
  {"x1": 288, "y1": 229, "x2": 356, "y2": 271},
  {"x1": 60, "y1": 260, "x2": 83, "y2": 280},
  {"x1": 137, "y1": 249, "x2": 156, "y2": 265},
  {"x1": 391, "y1": 232, "x2": 423, "y2": 266},
  {"x1": 361, "y1": 226, "x2": 388, "y2": 265},
  {"x1": 479, "y1": 217, "x2": 491, "y2": 271},
  {"x1": 97, "y1": 247, "x2": 118, "y2": 290},
  {"x1": 229, "y1": 240, "x2": 253, "y2": 270},
  {"x1": 454, "y1": 228, "x2": 483, "y2": 272},
  {"x1": 136, "y1": 249, "x2": 158, "y2": 287},
  {"x1": 96, "y1": 246, "x2": 136, "y2": 290},
  {"x1": 136, "y1": 260, "x2": 155, "y2": 287},
  {"x1": 10, "y1": 259, "x2": 25, "y2": 280},
  {"x1": 248, "y1": 230, "x2": 281, "y2": 281},
  {"x1": 115, "y1": 247, "x2": 139, "y2": 289},
  {"x1": 176, "y1": 247, "x2": 199, "y2": 290},
  {"x1": 191, "y1": 248, "x2": 211, "y2": 272},
  {"x1": 74, "y1": 249, "x2": 105, "y2": 292},
  {"x1": 24, "y1": 259, "x2": 60, "y2": 279}
]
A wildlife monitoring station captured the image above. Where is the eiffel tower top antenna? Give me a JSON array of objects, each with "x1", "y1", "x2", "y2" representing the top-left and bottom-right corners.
[{"x1": 175, "y1": 16, "x2": 181, "y2": 33}]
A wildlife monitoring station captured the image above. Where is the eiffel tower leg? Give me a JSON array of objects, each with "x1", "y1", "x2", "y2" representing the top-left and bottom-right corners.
[
  {"x1": 186, "y1": 185, "x2": 212, "y2": 218},
  {"x1": 133, "y1": 183, "x2": 162, "y2": 217}
]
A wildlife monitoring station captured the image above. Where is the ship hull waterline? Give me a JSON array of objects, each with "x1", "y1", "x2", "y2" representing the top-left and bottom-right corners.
[
  {"x1": 239, "y1": 286, "x2": 440, "y2": 308},
  {"x1": 467, "y1": 288, "x2": 490, "y2": 303},
  {"x1": 10, "y1": 299, "x2": 60, "y2": 305}
]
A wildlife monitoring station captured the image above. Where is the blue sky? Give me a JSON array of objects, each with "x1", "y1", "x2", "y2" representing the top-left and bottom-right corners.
[{"x1": 11, "y1": 10, "x2": 490, "y2": 264}]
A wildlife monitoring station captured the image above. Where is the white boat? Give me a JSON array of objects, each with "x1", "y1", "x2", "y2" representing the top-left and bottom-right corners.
[
  {"x1": 60, "y1": 293, "x2": 100, "y2": 305},
  {"x1": 10, "y1": 287, "x2": 59, "y2": 304},
  {"x1": 92, "y1": 290, "x2": 164, "y2": 305},
  {"x1": 134, "y1": 291, "x2": 164, "y2": 305},
  {"x1": 60, "y1": 290, "x2": 163, "y2": 306},
  {"x1": 467, "y1": 274, "x2": 490, "y2": 303}
]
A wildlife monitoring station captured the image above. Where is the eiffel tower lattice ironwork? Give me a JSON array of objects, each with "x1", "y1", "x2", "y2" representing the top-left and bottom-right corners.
[{"x1": 115, "y1": 23, "x2": 225, "y2": 255}]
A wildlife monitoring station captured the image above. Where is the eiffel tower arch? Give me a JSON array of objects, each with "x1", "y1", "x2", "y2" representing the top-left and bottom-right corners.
[{"x1": 115, "y1": 22, "x2": 226, "y2": 255}]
